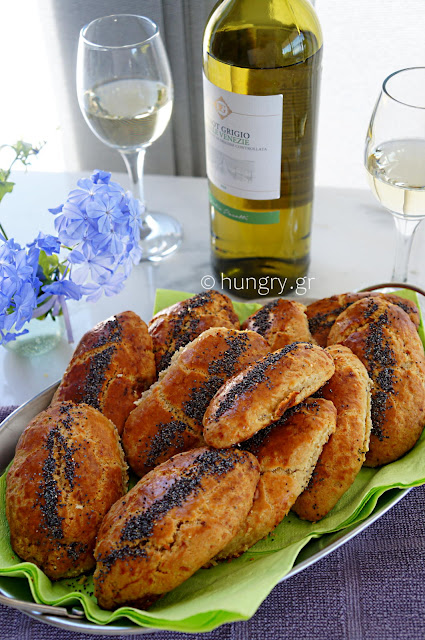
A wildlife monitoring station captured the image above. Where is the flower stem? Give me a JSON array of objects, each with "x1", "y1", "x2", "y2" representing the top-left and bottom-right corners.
[{"x1": 0, "y1": 222, "x2": 8, "y2": 241}]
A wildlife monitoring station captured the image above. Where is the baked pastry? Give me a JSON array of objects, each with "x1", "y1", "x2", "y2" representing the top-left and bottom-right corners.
[
  {"x1": 52, "y1": 311, "x2": 156, "y2": 434},
  {"x1": 293, "y1": 345, "x2": 372, "y2": 521},
  {"x1": 307, "y1": 292, "x2": 420, "y2": 347},
  {"x1": 93, "y1": 447, "x2": 260, "y2": 610},
  {"x1": 242, "y1": 299, "x2": 314, "y2": 349},
  {"x1": 328, "y1": 297, "x2": 425, "y2": 466},
  {"x1": 148, "y1": 290, "x2": 240, "y2": 373},
  {"x1": 6, "y1": 402, "x2": 127, "y2": 580},
  {"x1": 203, "y1": 342, "x2": 335, "y2": 448},
  {"x1": 122, "y1": 327, "x2": 269, "y2": 477},
  {"x1": 216, "y1": 398, "x2": 337, "y2": 560}
]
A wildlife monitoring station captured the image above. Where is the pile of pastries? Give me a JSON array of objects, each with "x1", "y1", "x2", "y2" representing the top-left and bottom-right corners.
[{"x1": 5, "y1": 289, "x2": 425, "y2": 610}]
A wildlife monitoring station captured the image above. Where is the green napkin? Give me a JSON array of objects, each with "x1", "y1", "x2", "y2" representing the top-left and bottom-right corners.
[{"x1": 0, "y1": 287, "x2": 424, "y2": 633}]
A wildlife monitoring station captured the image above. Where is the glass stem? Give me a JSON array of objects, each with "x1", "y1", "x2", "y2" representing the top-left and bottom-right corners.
[
  {"x1": 391, "y1": 216, "x2": 421, "y2": 283},
  {"x1": 119, "y1": 149, "x2": 149, "y2": 236}
]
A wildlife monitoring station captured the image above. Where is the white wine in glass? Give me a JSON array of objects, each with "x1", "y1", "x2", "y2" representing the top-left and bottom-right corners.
[
  {"x1": 367, "y1": 139, "x2": 425, "y2": 218},
  {"x1": 77, "y1": 14, "x2": 182, "y2": 261},
  {"x1": 83, "y1": 78, "x2": 173, "y2": 149},
  {"x1": 365, "y1": 67, "x2": 425, "y2": 283}
]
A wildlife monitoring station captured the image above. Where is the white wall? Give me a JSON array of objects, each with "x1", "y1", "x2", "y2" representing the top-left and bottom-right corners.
[{"x1": 315, "y1": 0, "x2": 425, "y2": 189}]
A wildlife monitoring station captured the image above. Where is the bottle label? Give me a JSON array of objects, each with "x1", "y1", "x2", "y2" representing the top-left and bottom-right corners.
[
  {"x1": 203, "y1": 73, "x2": 283, "y2": 201},
  {"x1": 209, "y1": 190, "x2": 279, "y2": 224}
]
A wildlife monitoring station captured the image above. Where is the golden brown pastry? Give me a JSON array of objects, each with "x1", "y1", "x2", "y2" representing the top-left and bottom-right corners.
[
  {"x1": 293, "y1": 345, "x2": 372, "y2": 521},
  {"x1": 307, "y1": 292, "x2": 420, "y2": 347},
  {"x1": 93, "y1": 447, "x2": 260, "y2": 610},
  {"x1": 203, "y1": 342, "x2": 335, "y2": 448},
  {"x1": 52, "y1": 310, "x2": 156, "y2": 434},
  {"x1": 216, "y1": 398, "x2": 337, "y2": 560},
  {"x1": 148, "y1": 290, "x2": 240, "y2": 373},
  {"x1": 6, "y1": 402, "x2": 127, "y2": 580},
  {"x1": 328, "y1": 297, "x2": 425, "y2": 466},
  {"x1": 122, "y1": 327, "x2": 269, "y2": 477},
  {"x1": 242, "y1": 299, "x2": 314, "y2": 349}
]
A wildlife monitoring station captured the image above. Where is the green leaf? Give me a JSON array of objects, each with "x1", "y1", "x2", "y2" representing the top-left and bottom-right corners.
[
  {"x1": 0, "y1": 181, "x2": 14, "y2": 203},
  {"x1": 38, "y1": 250, "x2": 59, "y2": 281}
]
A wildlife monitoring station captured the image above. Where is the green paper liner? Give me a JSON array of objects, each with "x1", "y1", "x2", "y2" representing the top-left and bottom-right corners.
[{"x1": 0, "y1": 288, "x2": 424, "y2": 632}]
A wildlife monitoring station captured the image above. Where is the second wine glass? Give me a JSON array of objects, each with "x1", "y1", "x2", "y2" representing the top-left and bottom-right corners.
[
  {"x1": 77, "y1": 14, "x2": 182, "y2": 261},
  {"x1": 365, "y1": 67, "x2": 425, "y2": 283}
]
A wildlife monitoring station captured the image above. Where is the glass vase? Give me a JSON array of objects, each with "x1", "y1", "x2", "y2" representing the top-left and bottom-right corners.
[{"x1": 3, "y1": 315, "x2": 64, "y2": 357}]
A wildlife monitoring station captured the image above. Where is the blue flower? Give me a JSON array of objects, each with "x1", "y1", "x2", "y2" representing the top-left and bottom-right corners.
[
  {"x1": 30, "y1": 232, "x2": 61, "y2": 256},
  {"x1": 82, "y1": 272, "x2": 126, "y2": 302},
  {"x1": 67, "y1": 178, "x2": 108, "y2": 211},
  {"x1": 48, "y1": 204, "x2": 63, "y2": 215},
  {"x1": 68, "y1": 244, "x2": 113, "y2": 285},
  {"x1": 56, "y1": 201, "x2": 93, "y2": 244},
  {"x1": 0, "y1": 171, "x2": 144, "y2": 346},
  {"x1": 86, "y1": 193, "x2": 126, "y2": 234},
  {"x1": 27, "y1": 245, "x2": 41, "y2": 277},
  {"x1": 0, "y1": 238, "x2": 42, "y2": 343},
  {"x1": 12, "y1": 282, "x2": 38, "y2": 330},
  {"x1": 91, "y1": 170, "x2": 111, "y2": 184},
  {"x1": 124, "y1": 193, "x2": 143, "y2": 240},
  {"x1": 42, "y1": 278, "x2": 82, "y2": 301},
  {"x1": 94, "y1": 227, "x2": 124, "y2": 255}
]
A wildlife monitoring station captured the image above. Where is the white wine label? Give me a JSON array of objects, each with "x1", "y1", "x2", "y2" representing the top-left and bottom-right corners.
[{"x1": 203, "y1": 73, "x2": 283, "y2": 200}]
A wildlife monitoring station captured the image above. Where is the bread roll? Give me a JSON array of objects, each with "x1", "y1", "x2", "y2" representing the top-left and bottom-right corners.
[
  {"x1": 203, "y1": 342, "x2": 335, "y2": 448},
  {"x1": 149, "y1": 290, "x2": 239, "y2": 373},
  {"x1": 307, "y1": 292, "x2": 420, "y2": 347},
  {"x1": 328, "y1": 297, "x2": 425, "y2": 466},
  {"x1": 293, "y1": 345, "x2": 372, "y2": 521},
  {"x1": 122, "y1": 327, "x2": 269, "y2": 477},
  {"x1": 52, "y1": 311, "x2": 156, "y2": 434},
  {"x1": 93, "y1": 447, "x2": 260, "y2": 610},
  {"x1": 242, "y1": 299, "x2": 314, "y2": 349},
  {"x1": 6, "y1": 402, "x2": 127, "y2": 580},
  {"x1": 216, "y1": 398, "x2": 336, "y2": 560}
]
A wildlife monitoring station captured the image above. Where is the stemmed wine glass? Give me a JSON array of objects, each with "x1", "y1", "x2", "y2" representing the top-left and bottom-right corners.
[
  {"x1": 364, "y1": 67, "x2": 425, "y2": 283},
  {"x1": 77, "y1": 14, "x2": 182, "y2": 261}
]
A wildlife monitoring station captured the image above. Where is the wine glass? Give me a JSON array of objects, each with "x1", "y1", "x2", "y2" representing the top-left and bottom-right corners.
[
  {"x1": 364, "y1": 67, "x2": 425, "y2": 283},
  {"x1": 77, "y1": 14, "x2": 182, "y2": 261}
]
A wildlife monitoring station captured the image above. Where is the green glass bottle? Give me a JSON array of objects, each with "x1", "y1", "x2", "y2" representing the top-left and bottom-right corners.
[{"x1": 203, "y1": 0, "x2": 323, "y2": 298}]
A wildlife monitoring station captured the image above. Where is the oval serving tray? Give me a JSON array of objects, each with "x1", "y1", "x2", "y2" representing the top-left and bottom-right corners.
[{"x1": 0, "y1": 381, "x2": 412, "y2": 635}]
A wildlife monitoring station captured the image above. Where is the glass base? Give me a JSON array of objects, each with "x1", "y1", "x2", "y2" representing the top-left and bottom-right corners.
[{"x1": 138, "y1": 212, "x2": 182, "y2": 262}]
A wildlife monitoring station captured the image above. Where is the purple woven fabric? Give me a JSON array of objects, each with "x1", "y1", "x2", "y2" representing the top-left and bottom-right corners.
[{"x1": 1, "y1": 406, "x2": 424, "y2": 640}]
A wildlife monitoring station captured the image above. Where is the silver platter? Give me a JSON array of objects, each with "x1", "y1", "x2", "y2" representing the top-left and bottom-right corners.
[{"x1": 0, "y1": 382, "x2": 410, "y2": 635}]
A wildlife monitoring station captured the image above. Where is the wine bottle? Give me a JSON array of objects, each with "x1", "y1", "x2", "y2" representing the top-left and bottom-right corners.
[{"x1": 203, "y1": 0, "x2": 322, "y2": 298}]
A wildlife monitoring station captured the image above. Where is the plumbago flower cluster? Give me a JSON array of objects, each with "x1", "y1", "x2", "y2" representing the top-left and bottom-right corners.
[{"x1": 0, "y1": 170, "x2": 142, "y2": 345}]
